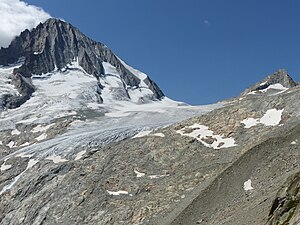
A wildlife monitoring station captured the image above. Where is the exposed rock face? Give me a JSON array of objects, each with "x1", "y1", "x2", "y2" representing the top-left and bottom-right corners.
[
  {"x1": 0, "y1": 18, "x2": 164, "y2": 109},
  {"x1": 267, "y1": 172, "x2": 300, "y2": 225}
]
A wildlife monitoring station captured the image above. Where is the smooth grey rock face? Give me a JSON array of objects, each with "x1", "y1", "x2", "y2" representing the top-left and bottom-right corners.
[{"x1": 0, "y1": 18, "x2": 164, "y2": 110}]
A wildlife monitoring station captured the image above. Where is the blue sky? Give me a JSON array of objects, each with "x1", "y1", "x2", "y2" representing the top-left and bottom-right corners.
[{"x1": 25, "y1": 0, "x2": 300, "y2": 104}]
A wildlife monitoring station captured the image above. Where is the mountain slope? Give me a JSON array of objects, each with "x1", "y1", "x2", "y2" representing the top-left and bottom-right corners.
[{"x1": 1, "y1": 67, "x2": 300, "y2": 224}]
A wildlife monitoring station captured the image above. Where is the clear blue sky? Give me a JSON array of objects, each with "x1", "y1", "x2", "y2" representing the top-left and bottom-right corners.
[{"x1": 25, "y1": 0, "x2": 300, "y2": 104}]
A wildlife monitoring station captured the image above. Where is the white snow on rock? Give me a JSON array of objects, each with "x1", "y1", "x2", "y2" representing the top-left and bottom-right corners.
[
  {"x1": 107, "y1": 190, "x2": 129, "y2": 196},
  {"x1": 117, "y1": 57, "x2": 148, "y2": 83},
  {"x1": 0, "y1": 161, "x2": 12, "y2": 171},
  {"x1": 241, "y1": 109, "x2": 284, "y2": 128},
  {"x1": 26, "y1": 159, "x2": 39, "y2": 170},
  {"x1": 102, "y1": 62, "x2": 120, "y2": 77},
  {"x1": 260, "y1": 109, "x2": 284, "y2": 126},
  {"x1": 36, "y1": 133, "x2": 47, "y2": 141},
  {"x1": 260, "y1": 83, "x2": 288, "y2": 93},
  {"x1": 244, "y1": 179, "x2": 254, "y2": 191},
  {"x1": 176, "y1": 123, "x2": 237, "y2": 149},
  {"x1": 74, "y1": 150, "x2": 86, "y2": 160},
  {"x1": 132, "y1": 130, "x2": 152, "y2": 139},
  {"x1": 247, "y1": 83, "x2": 288, "y2": 95},
  {"x1": 11, "y1": 129, "x2": 21, "y2": 135},
  {"x1": 241, "y1": 118, "x2": 260, "y2": 128},
  {"x1": 291, "y1": 141, "x2": 297, "y2": 145},
  {"x1": 101, "y1": 60, "x2": 155, "y2": 104},
  {"x1": 0, "y1": 173, "x2": 23, "y2": 195},
  {"x1": 134, "y1": 170, "x2": 146, "y2": 178},
  {"x1": 7, "y1": 141, "x2": 15, "y2": 148},
  {"x1": 152, "y1": 133, "x2": 165, "y2": 137},
  {"x1": 132, "y1": 130, "x2": 165, "y2": 139},
  {"x1": 20, "y1": 142, "x2": 31, "y2": 147},
  {"x1": 31, "y1": 123, "x2": 54, "y2": 133},
  {"x1": 0, "y1": 158, "x2": 38, "y2": 195},
  {"x1": 149, "y1": 174, "x2": 169, "y2": 179},
  {"x1": 46, "y1": 155, "x2": 68, "y2": 163}
]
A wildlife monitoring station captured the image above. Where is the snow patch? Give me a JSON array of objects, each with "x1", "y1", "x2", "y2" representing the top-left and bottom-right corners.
[
  {"x1": 241, "y1": 118, "x2": 260, "y2": 128},
  {"x1": 31, "y1": 123, "x2": 54, "y2": 133},
  {"x1": 107, "y1": 190, "x2": 129, "y2": 196},
  {"x1": 176, "y1": 123, "x2": 237, "y2": 149},
  {"x1": 102, "y1": 62, "x2": 120, "y2": 77},
  {"x1": 0, "y1": 161, "x2": 12, "y2": 171},
  {"x1": 244, "y1": 179, "x2": 254, "y2": 191},
  {"x1": 241, "y1": 109, "x2": 284, "y2": 128},
  {"x1": 0, "y1": 159, "x2": 38, "y2": 195},
  {"x1": 248, "y1": 83, "x2": 288, "y2": 95},
  {"x1": 7, "y1": 141, "x2": 15, "y2": 148},
  {"x1": 20, "y1": 142, "x2": 31, "y2": 147},
  {"x1": 134, "y1": 170, "x2": 145, "y2": 178},
  {"x1": 26, "y1": 159, "x2": 39, "y2": 170},
  {"x1": 291, "y1": 141, "x2": 297, "y2": 145},
  {"x1": 260, "y1": 83, "x2": 288, "y2": 93},
  {"x1": 0, "y1": 173, "x2": 23, "y2": 195},
  {"x1": 149, "y1": 174, "x2": 169, "y2": 179},
  {"x1": 46, "y1": 155, "x2": 68, "y2": 164},
  {"x1": 132, "y1": 130, "x2": 152, "y2": 139},
  {"x1": 74, "y1": 150, "x2": 86, "y2": 160},
  {"x1": 36, "y1": 133, "x2": 47, "y2": 141},
  {"x1": 260, "y1": 109, "x2": 284, "y2": 126},
  {"x1": 152, "y1": 133, "x2": 165, "y2": 137},
  {"x1": 11, "y1": 129, "x2": 21, "y2": 135}
]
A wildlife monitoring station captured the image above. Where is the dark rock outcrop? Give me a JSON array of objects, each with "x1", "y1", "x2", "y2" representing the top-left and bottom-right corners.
[{"x1": 267, "y1": 172, "x2": 300, "y2": 225}]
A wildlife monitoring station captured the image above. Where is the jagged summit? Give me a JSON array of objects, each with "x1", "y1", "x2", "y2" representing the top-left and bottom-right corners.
[
  {"x1": 241, "y1": 69, "x2": 298, "y2": 96},
  {"x1": 0, "y1": 18, "x2": 164, "y2": 109}
]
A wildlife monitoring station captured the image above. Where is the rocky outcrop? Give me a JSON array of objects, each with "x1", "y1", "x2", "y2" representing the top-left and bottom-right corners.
[{"x1": 267, "y1": 172, "x2": 300, "y2": 225}]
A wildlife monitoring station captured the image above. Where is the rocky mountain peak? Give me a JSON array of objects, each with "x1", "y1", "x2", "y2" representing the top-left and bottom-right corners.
[
  {"x1": 241, "y1": 69, "x2": 298, "y2": 96},
  {"x1": 0, "y1": 18, "x2": 164, "y2": 109},
  {"x1": 263, "y1": 69, "x2": 298, "y2": 88}
]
